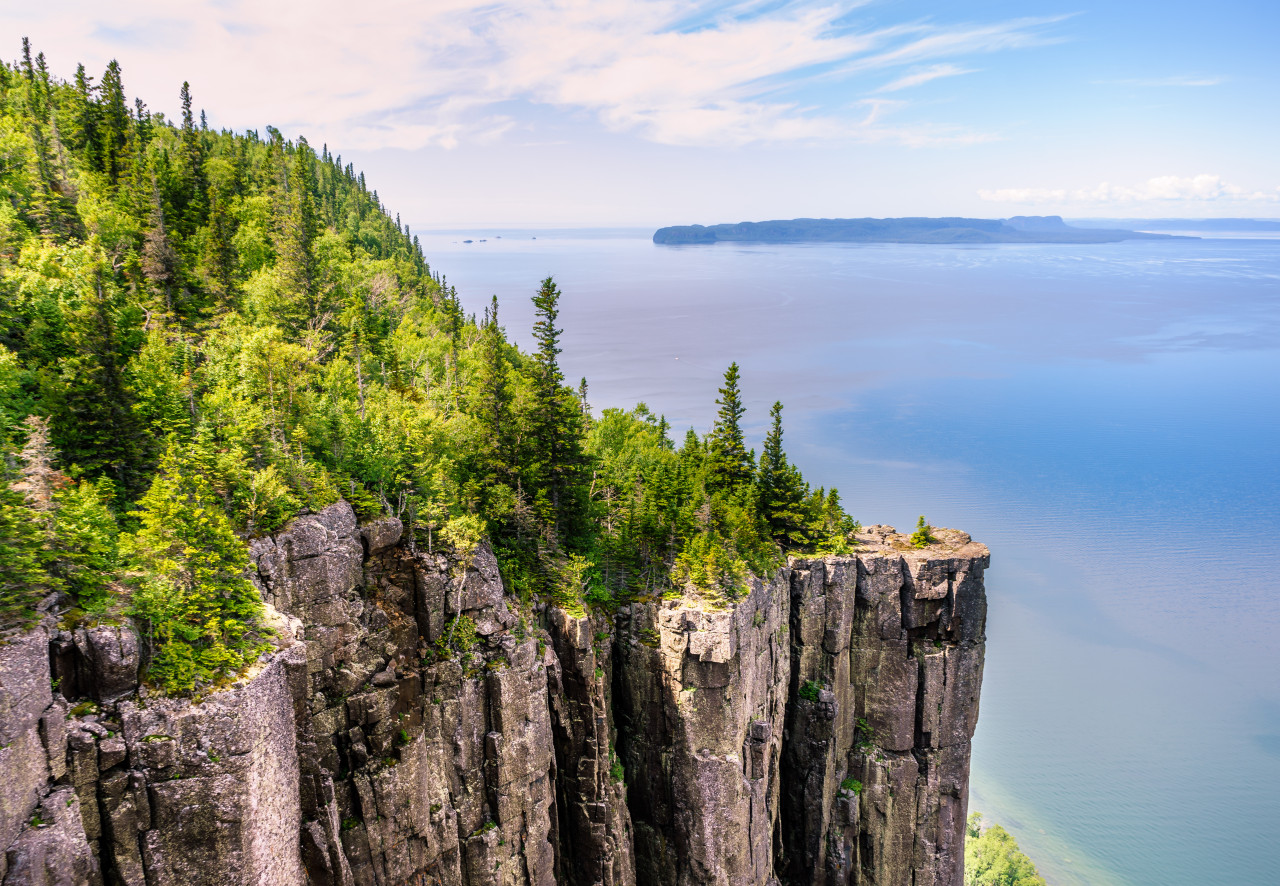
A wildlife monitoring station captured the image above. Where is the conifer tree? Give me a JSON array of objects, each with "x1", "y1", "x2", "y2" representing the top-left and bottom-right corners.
[
  {"x1": 474, "y1": 295, "x2": 512, "y2": 489},
  {"x1": 45, "y1": 268, "x2": 148, "y2": 498},
  {"x1": 757, "y1": 401, "x2": 812, "y2": 549},
  {"x1": 142, "y1": 177, "x2": 180, "y2": 318},
  {"x1": 203, "y1": 177, "x2": 238, "y2": 309},
  {"x1": 66, "y1": 64, "x2": 99, "y2": 164},
  {"x1": 276, "y1": 138, "x2": 318, "y2": 324},
  {"x1": 528, "y1": 277, "x2": 588, "y2": 539},
  {"x1": 0, "y1": 485, "x2": 48, "y2": 626},
  {"x1": 707, "y1": 362, "x2": 753, "y2": 492},
  {"x1": 52, "y1": 478, "x2": 120, "y2": 612},
  {"x1": 97, "y1": 60, "x2": 130, "y2": 184},
  {"x1": 12, "y1": 416, "x2": 62, "y2": 525},
  {"x1": 126, "y1": 443, "x2": 268, "y2": 694},
  {"x1": 173, "y1": 81, "x2": 207, "y2": 234}
]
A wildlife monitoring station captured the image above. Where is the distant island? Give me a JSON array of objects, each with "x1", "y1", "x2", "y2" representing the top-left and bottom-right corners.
[{"x1": 652, "y1": 215, "x2": 1193, "y2": 245}]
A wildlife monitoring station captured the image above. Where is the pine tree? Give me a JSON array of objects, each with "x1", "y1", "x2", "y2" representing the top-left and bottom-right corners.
[
  {"x1": 276, "y1": 138, "x2": 318, "y2": 324},
  {"x1": 66, "y1": 64, "x2": 99, "y2": 164},
  {"x1": 528, "y1": 277, "x2": 588, "y2": 540},
  {"x1": 173, "y1": 81, "x2": 207, "y2": 234},
  {"x1": 757, "y1": 402, "x2": 812, "y2": 550},
  {"x1": 474, "y1": 295, "x2": 512, "y2": 490},
  {"x1": 707, "y1": 362, "x2": 753, "y2": 493},
  {"x1": 97, "y1": 60, "x2": 130, "y2": 184}
]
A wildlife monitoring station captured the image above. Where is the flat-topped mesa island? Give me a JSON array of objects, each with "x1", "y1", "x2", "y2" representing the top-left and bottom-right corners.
[
  {"x1": 0, "y1": 510, "x2": 989, "y2": 886},
  {"x1": 653, "y1": 215, "x2": 1189, "y2": 245}
]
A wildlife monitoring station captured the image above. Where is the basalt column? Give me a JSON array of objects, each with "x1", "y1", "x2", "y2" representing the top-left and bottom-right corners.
[{"x1": 779, "y1": 527, "x2": 989, "y2": 886}]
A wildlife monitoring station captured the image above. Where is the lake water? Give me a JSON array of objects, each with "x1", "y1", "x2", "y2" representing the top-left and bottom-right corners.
[{"x1": 416, "y1": 227, "x2": 1280, "y2": 886}]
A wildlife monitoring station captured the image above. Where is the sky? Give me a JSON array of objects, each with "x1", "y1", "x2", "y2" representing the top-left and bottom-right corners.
[{"x1": 5, "y1": 0, "x2": 1279, "y2": 226}]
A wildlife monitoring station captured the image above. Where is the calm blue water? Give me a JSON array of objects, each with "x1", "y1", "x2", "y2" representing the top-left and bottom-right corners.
[{"x1": 417, "y1": 228, "x2": 1280, "y2": 886}]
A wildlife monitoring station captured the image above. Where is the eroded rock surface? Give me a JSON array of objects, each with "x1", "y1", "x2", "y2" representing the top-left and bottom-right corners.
[
  {"x1": 781, "y1": 526, "x2": 989, "y2": 886},
  {"x1": 0, "y1": 509, "x2": 987, "y2": 886}
]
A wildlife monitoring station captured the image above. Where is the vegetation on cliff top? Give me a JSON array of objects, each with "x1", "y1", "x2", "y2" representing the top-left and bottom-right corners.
[{"x1": 0, "y1": 43, "x2": 856, "y2": 692}]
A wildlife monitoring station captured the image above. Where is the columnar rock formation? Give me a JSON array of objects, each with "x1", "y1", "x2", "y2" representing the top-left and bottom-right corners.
[{"x1": 0, "y1": 505, "x2": 988, "y2": 886}]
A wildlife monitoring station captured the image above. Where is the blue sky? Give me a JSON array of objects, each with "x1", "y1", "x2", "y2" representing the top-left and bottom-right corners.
[{"x1": 6, "y1": 0, "x2": 1278, "y2": 225}]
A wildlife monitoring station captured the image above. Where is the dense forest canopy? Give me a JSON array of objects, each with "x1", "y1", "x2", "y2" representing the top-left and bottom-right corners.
[{"x1": 0, "y1": 42, "x2": 857, "y2": 693}]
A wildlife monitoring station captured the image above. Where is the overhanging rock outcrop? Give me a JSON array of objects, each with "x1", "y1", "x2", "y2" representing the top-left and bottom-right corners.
[{"x1": 0, "y1": 509, "x2": 987, "y2": 886}]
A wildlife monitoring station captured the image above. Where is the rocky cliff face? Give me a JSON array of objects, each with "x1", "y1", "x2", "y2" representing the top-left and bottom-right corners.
[{"x1": 0, "y1": 506, "x2": 988, "y2": 886}]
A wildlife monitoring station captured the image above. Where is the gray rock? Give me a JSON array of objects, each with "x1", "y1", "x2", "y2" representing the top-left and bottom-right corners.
[
  {"x1": 2, "y1": 787, "x2": 94, "y2": 886},
  {"x1": 73, "y1": 624, "x2": 140, "y2": 702},
  {"x1": 360, "y1": 518, "x2": 402, "y2": 555},
  {"x1": 0, "y1": 626, "x2": 53, "y2": 878},
  {"x1": 0, "y1": 503, "x2": 987, "y2": 886}
]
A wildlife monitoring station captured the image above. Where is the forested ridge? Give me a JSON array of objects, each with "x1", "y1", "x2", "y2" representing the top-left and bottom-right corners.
[{"x1": 0, "y1": 43, "x2": 857, "y2": 694}]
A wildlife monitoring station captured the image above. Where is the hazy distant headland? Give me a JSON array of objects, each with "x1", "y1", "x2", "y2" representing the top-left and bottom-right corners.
[{"x1": 652, "y1": 215, "x2": 1193, "y2": 245}]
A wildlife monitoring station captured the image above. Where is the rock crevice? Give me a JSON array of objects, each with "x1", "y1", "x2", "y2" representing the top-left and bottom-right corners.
[{"x1": 0, "y1": 508, "x2": 987, "y2": 886}]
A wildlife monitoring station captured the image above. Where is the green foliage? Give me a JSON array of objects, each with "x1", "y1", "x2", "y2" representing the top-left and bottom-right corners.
[
  {"x1": 839, "y1": 777, "x2": 863, "y2": 795},
  {"x1": 964, "y1": 814, "x2": 1047, "y2": 886},
  {"x1": 124, "y1": 443, "x2": 269, "y2": 694},
  {"x1": 553, "y1": 554, "x2": 592, "y2": 616},
  {"x1": 911, "y1": 515, "x2": 937, "y2": 548},
  {"x1": 442, "y1": 614, "x2": 478, "y2": 655},
  {"x1": 798, "y1": 680, "x2": 822, "y2": 702},
  {"x1": 52, "y1": 478, "x2": 120, "y2": 612},
  {"x1": 706, "y1": 362, "x2": 752, "y2": 493},
  {"x1": 0, "y1": 45, "x2": 860, "y2": 654},
  {"x1": 855, "y1": 716, "x2": 875, "y2": 751},
  {"x1": 0, "y1": 485, "x2": 49, "y2": 625},
  {"x1": 440, "y1": 514, "x2": 485, "y2": 563}
]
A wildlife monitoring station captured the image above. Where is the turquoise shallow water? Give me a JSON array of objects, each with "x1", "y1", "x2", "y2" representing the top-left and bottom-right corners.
[{"x1": 417, "y1": 228, "x2": 1280, "y2": 886}]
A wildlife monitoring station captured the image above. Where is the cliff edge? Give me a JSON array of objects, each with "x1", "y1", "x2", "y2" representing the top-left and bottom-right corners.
[{"x1": 0, "y1": 505, "x2": 987, "y2": 886}]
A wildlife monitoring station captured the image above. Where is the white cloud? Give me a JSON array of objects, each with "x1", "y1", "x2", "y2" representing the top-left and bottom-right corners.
[
  {"x1": 7, "y1": 0, "x2": 1061, "y2": 149},
  {"x1": 877, "y1": 63, "x2": 975, "y2": 93},
  {"x1": 978, "y1": 175, "x2": 1280, "y2": 205}
]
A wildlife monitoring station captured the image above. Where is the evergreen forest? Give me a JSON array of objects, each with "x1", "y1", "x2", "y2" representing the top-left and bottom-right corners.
[{"x1": 0, "y1": 43, "x2": 858, "y2": 694}]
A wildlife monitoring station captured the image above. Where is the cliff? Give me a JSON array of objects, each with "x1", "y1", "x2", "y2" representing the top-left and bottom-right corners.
[{"x1": 0, "y1": 504, "x2": 988, "y2": 886}]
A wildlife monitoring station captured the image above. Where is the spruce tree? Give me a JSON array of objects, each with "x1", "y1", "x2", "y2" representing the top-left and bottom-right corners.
[
  {"x1": 67, "y1": 64, "x2": 99, "y2": 164},
  {"x1": 142, "y1": 176, "x2": 180, "y2": 318},
  {"x1": 707, "y1": 362, "x2": 753, "y2": 493},
  {"x1": 757, "y1": 401, "x2": 812, "y2": 550},
  {"x1": 97, "y1": 61, "x2": 130, "y2": 185},
  {"x1": 173, "y1": 81, "x2": 207, "y2": 234},
  {"x1": 474, "y1": 295, "x2": 512, "y2": 489},
  {"x1": 126, "y1": 443, "x2": 268, "y2": 695},
  {"x1": 203, "y1": 177, "x2": 237, "y2": 309},
  {"x1": 44, "y1": 268, "x2": 148, "y2": 498},
  {"x1": 528, "y1": 277, "x2": 588, "y2": 540},
  {"x1": 0, "y1": 485, "x2": 49, "y2": 627},
  {"x1": 276, "y1": 138, "x2": 318, "y2": 325}
]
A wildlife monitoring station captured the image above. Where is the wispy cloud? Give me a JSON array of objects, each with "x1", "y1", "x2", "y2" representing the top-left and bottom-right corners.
[
  {"x1": 979, "y1": 174, "x2": 1280, "y2": 205},
  {"x1": 11, "y1": 0, "x2": 1064, "y2": 149},
  {"x1": 877, "y1": 63, "x2": 975, "y2": 92}
]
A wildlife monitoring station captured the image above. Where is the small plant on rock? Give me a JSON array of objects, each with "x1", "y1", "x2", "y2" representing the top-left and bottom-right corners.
[{"x1": 910, "y1": 516, "x2": 937, "y2": 548}]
